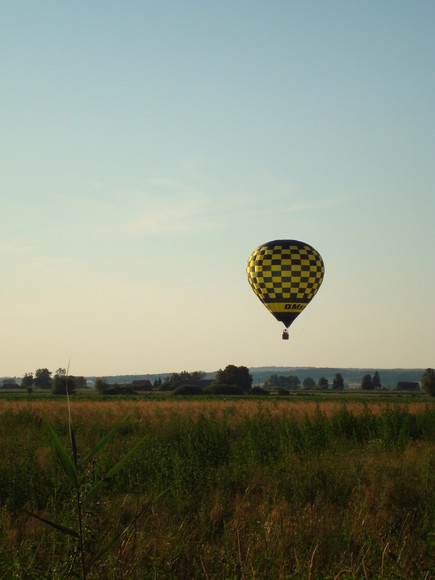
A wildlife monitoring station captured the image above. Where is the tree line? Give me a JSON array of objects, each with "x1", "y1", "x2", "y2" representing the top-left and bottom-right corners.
[
  {"x1": 263, "y1": 373, "x2": 346, "y2": 391},
  {"x1": 2, "y1": 368, "x2": 435, "y2": 397},
  {"x1": 95, "y1": 365, "x2": 254, "y2": 396},
  {"x1": 262, "y1": 372, "x2": 383, "y2": 391},
  {"x1": 263, "y1": 370, "x2": 435, "y2": 394},
  {"x1": 8, "y1": 368, "x2": 86, "y2": 395}
]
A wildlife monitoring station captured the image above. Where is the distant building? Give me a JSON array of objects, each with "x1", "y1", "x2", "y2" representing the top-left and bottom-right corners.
[{"x1": 396, "y1": 381, "x2": 420, "y2": 392}]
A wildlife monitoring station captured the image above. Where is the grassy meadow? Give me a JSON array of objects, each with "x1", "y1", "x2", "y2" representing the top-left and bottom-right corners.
[{"x1": 0, "y1": 396, "x2": 434, "y2": 578}]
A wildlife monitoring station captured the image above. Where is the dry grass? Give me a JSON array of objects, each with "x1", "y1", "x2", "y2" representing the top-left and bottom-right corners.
[{"x1": 0, "y1": 397, "x2": 431, "y2": 427}]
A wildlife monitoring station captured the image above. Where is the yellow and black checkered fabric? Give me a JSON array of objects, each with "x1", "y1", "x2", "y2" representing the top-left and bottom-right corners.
[{"x1": 246, "y1": 240, "x2": 325, "y2": 327}]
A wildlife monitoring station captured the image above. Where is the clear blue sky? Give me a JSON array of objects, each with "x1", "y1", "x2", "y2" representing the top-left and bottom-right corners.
[{"x1": 1, "y1": 1, "x2": 434, "y2": 377}]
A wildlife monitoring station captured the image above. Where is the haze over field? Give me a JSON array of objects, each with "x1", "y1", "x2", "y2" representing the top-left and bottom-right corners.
[{"x1": 1, "y1": 2, "x2": 434, "y2": 377}]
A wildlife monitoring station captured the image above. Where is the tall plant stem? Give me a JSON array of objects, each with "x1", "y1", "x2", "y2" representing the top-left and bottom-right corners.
[
  {"x1": 65, "y1": 361, "x2": 86, "y2": 579},
  {"x1": 76, "y1": 486, "x2": 86, "y2": 580}
]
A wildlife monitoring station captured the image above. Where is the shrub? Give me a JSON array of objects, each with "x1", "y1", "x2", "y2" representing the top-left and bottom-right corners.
[
  {"x1": 203, "y1": 383, "x2": 245, "y2": 395},
  {"x1": 250, "y1": 386, "x2": 269, "y2": 396},
  {"x1": 100, "y1": 384, "x2": 136, "y2": 395},
  {"x1": 172, "y1": 385, "x2": 204, "y2": 396}
]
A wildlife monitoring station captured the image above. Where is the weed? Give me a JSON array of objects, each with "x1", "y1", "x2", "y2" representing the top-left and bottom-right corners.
[{"x1": 23, "y1": 401, "x2": 154, "y2": 579}]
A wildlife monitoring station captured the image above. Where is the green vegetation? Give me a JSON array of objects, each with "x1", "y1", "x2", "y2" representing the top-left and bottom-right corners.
[
  {"x1": 173, "y1": 385, "x2": 204, "y2": 396},
  {"x1": 332, "y1": 372, "x2": 344, "y2": 390},
  {"x1": 361, "y1": 373, "x2": 374, "y2": 390},
  {"x1": 263, "y1": 374, "x2": 300, "y2": 390},
  {"x1": 5, "y1": 367, "x2": 431, "y2": 396},
  {"x1": 203, "y1": 383, "x2": 245, "y2": 395},
  {"x1": 317, "y1": 376, "x2": 329, "y2": 390},
  {"x1": 21, "y1": 373, "x2": 34, "y2": 389},
  {"x1": 213, "y1": 364, "x2": 253, "y2": 392},
  {"x1": 251, "y1": 368, "x2": 424, "y2": 390},
  {"x1": 160, "y1": 370, "x2": 206, "y2": 391},
  {"x1": 0, "y1": 399, "x2": 434, "y2": 578},
  {"x1": 34, "y1": 368, "x2": 52, "y2": 388},
  {"x1": 372, "y1": 371, "x2": 382, "y2": 389},
  {"x1": 302, "y1": 376, "x2": 316, "y2": 389},
  {"x1": 19, "y1": 402, "x2": 151, "y2": 579},
  {"x1": 422, "y1": 368, "x2": 435, "y2": 396}
]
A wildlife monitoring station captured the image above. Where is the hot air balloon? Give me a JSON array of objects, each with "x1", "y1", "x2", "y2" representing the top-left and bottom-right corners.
[{"x1": 246, "y1": 240, "x2": 325, "y2": 339}]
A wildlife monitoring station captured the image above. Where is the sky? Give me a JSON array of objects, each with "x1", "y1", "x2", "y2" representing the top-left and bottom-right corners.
[{"x1": 1, "y1": 1, "x2": 434, "y2": 378}]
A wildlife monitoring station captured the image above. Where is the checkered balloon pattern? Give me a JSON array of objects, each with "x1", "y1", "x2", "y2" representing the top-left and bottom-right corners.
[{"x1": 246, "y1": 240, "x2": 325, "y2": 328}]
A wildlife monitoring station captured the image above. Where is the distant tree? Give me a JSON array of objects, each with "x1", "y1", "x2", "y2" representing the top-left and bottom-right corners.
[
  {"x1": 421, "y1": 368, "x2": 435, "y2": 397},
  {"x1": 302, "y1": 377, "x2": 316, "y2": 390},
  {"x1": 51, "y1": 374, "x2": 77, "y2": 395},
  {"x1": 161, "y1": 374, "x2": 178, "y2": 389},
  {"x1": 215, "y1": 365, "x2": 252, "y2": 392},
  {"x1": 317, "y1": 377, "x2": 329, "y2": 390},
  {"x1": 361, "y1": 374, "x2": 373, "y2": 390},
  {"x1": 372, "y1": 371, "x2": 382, "y2": 390},
  {"x1": 159, "y1": 381, "x2": 176, "y2": 392},
  {"x1": 153, "y1": 377, "x2": 162, "y2": 388},
  {"x1": 34, "y1": 368, "x2": 52, "y2": 388},
  {"x1": 75, "y1": 376, "x2": 86, "y2": 390},
  {"x1": 95, "y1": 377, "x2": 108, "y2": 394},
  {"x1": 288, "y1": 376, "x2": 300, "y2": 389},
  {"x1": 21, "y1": 373, "x2": 34, "y2": 389},
  {"x1": 175, "y1": 371, "x2": 191, "y2": 385},
  {"x1": 263, "y1": 374, "x2": 278, "y2": 388},
  {"x1": 161, "y1": 371, "x2": 206, "y2": 390},
  {"x1": 332, "y1": 373, "x2": 344, "y2": 390},
  {"x1": 263, "y1": 374, "x2": 300, "y2": 389}
]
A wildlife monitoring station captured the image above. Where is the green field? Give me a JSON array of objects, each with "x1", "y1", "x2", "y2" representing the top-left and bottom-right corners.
[{"x1": 0, "y1": 396, "x2": 434, "y2": 578}]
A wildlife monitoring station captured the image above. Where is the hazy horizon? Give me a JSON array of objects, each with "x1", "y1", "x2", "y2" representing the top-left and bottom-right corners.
[{"x1": 1, "y1": 365, "x2": 429, "y2": 383}]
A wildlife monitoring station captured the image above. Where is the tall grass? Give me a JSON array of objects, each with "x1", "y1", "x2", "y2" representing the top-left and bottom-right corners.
[{"x1": 0, "y1": 399, "x2": 434, "y2": 578}]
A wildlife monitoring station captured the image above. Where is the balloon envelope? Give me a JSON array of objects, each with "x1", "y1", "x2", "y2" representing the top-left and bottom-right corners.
[{"x1": 246, "y1": 239, "x2": 325, "y2": 329}]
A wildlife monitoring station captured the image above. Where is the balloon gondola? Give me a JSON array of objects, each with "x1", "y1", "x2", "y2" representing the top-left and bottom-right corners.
[{"x1": 246, "y1": 239, "x2": 325, "y2": 339}]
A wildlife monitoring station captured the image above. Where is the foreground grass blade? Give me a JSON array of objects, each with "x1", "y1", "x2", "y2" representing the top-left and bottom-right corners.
[
  {"x1": 84, "y1": 434, "x2": 148, "y2": 506},
  {"x1": 70, "y1": 426, "x2": 78, "y2": 467},
  {"x1": 83, "y1": 414, "x2": 132, "y2": 465},
  {"x1": 88, "y1": 504, "x2": 150, "y2": 569},
  {"x1": 44, "y1": 417, "x2": 79, "y2": 489},
  {"x1": 22, "y1": 509, "x2": 79, "y2": 539}
]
